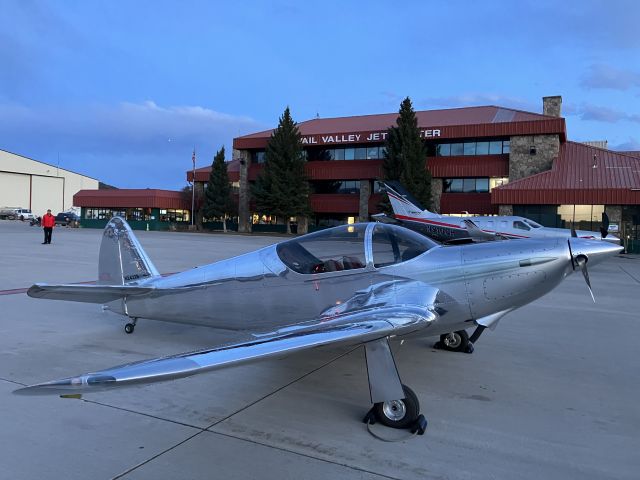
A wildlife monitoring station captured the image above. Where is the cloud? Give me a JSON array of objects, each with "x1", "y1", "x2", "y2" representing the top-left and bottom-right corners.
[
  {"x1": 579, "y1": 104, "x2": 640, "y2": 124},
  {"x1": 612, "y1": 138, "x2": 640, "y2": 151},
  {"x1": 581, "y1": 64, "x2": 640, "y2": 90},
  {"x1": 0, "y1": 101, "x2": 265, "y2": 189},
  {"x1": 417, "y1": 93, "x2": 539, "y2": 113}
]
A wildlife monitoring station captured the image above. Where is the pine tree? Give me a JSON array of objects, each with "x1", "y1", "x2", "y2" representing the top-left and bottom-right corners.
[
  {"x1": 203, "y1": 146, "x2": 234, "y2": 232},
  {"x1": 382, "y1": 97, "x2": 431, "y2": 209},
  {"x1": 252, "y1": 107, "x2": 310, "y2": 234}
]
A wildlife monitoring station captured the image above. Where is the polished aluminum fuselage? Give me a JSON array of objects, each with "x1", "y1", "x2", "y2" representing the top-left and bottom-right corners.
[{"x1": 108, "y1": 225, "x2": 576, "y2": 339}]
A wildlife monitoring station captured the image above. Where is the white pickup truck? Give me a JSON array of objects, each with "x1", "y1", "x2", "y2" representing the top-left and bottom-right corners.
[{"x1": 0, "y1": 208, "x2": 36, "y2": 220}]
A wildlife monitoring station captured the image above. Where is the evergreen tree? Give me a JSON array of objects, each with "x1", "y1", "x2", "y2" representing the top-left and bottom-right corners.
[
  {"x1": 252, "y1": 107, "x2": 310, "y2": 234},
  {"x1": 382, "y1": 97, "x2": 431, "y2": 209},
  {"x1": 202, "y1": 146, "x2": 234, "y2": 232}
]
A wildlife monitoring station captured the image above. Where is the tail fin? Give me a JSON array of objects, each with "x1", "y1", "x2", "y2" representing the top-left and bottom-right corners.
[
  {"x1": 382, "y1": 181, "x2": 439, "y2": 219},
  {"x1": 98, "y1": 217, "x2": 160, "y2": 285}
]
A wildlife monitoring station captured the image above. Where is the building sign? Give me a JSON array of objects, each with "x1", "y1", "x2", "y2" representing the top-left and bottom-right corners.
[{"x1": 301, "y1": 129, "x2": 442, "y2": 145}]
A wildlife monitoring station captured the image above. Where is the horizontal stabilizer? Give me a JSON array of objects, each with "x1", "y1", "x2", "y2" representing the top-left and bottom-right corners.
[{"x1": 27, "y1": 283, "x2": 155, "y2": 304}]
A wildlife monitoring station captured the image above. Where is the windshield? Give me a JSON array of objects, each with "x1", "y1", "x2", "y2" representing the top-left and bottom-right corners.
[
  {"x1": 276, "y1": 224, "x2": 367, "y2": 274},
  {"x1": 372, "y1": 224, "x2": 437, "y2": 267},
  {"x1": 523, "y1": 219, "x2": 542, "y2": 228}
]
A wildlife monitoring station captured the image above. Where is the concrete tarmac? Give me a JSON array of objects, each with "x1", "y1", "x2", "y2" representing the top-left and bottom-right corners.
[{"x1": 1, "y1": 220, "x2": 639, "y2": 479}]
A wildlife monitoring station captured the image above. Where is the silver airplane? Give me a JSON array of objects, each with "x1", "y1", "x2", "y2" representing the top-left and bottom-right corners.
[
  {"x1": 15, "y1": 217, "x2": 622, "y2": 431},
  {"x1": 379, "y1": 181, "x2": 620, "y2": 245}
]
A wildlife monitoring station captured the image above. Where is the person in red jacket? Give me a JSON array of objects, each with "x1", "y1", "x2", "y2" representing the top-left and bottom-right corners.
[{"x1": 41, "y1": 209, "x2": 55, "y2": 244}]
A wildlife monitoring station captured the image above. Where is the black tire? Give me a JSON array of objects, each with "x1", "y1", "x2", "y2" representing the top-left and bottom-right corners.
[
  {"x1": 373, "y1": 384, "x2": 420, "y2": 429},
  {"x1": 439, "y1": 330, "x2": 470, "y2": 352},
  {"x1": 124, "y1": 323, "x2": 135, "y2": 334}
]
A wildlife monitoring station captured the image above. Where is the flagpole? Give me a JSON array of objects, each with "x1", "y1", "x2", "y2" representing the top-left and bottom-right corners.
[{"x1": 191, "y1": 148, "x2": 196, "y2": 226}]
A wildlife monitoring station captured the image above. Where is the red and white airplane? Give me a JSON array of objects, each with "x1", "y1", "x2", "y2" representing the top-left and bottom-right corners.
[{"x1": 378, "y1": 181, "x2": 620, "y2": 244}]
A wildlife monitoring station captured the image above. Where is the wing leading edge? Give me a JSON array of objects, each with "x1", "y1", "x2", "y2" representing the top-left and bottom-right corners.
[{"x1": 16, "y1": 281, "x2": 439, "y2": 396}]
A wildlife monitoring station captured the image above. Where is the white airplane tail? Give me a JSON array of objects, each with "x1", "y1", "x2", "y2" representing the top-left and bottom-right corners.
[{"x1": 382, "y1": 181, "x2": 438, "y2": 219}]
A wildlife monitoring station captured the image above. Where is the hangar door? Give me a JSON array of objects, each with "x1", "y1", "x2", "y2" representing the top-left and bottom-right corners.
[
  {"x1": 31, "y1": 176, "x2": 64, "y2": 216},
  {"x1": 0, "y1": 172, "x2": 30, "y2": 208}
]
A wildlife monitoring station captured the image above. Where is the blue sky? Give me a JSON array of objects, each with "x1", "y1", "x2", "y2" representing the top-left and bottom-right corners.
[{"x1": 1, "y1": 0, "x2": 639, "y2": 189}]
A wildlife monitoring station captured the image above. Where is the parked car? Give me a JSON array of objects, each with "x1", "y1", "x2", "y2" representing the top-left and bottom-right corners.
[
  {"x1": 55, "y1": 212, "x2": 80, "y2": 226},
  {"x1": 0, "y1": 208, "x2": 35, "y2": 220}
]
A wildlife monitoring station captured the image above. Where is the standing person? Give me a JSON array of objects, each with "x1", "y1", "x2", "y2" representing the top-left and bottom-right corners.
[{"x1": 41, "y1": 209, "x2": 55, "y2": 244}]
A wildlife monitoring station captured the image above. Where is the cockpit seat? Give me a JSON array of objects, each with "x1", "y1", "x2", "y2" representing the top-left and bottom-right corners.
[
  {"x1": 343, "y1": 256, "x2": 364, "y2": 269},
  {"x1": 323, "y1": 259, "x2": 344, "y2": 272}
]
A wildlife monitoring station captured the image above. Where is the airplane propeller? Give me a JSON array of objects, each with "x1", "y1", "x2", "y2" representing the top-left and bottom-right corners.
[{"x1": 568, "y1": 236, "x2": 595, "y2": 303}]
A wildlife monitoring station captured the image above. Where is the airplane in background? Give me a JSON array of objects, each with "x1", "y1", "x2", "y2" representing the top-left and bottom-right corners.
[
  {"x1": 377, "y1": 181, "x2": 620, "y2": 245},
  {"x1": 16, "y1": 217, "x2": 622, "y2": 432}
]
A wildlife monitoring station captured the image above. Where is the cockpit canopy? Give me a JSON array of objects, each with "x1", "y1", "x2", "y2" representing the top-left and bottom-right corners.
[{"x1": 276, "y1": 223, "x2": 437, "y2": 274}]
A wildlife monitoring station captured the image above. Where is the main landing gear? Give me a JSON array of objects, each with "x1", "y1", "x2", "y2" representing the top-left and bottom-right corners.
[
  {"x1": 434, "y1": 325, "x2": 487, "y2": 354},
  {"x1": 124, "y1": 318, "x2": 138, "y2": 334},
  {"x1": 362, "y1": 338, "x2": 427, "y2": 435}
]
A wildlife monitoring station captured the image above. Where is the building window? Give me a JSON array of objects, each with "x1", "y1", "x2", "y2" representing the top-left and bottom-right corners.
[
  {"x1": 367, "y1": 146, "x2": 379, "y2": 159},
  {"x1": 314, "y1": 180, "x2": 360, "y2": 194},
  {"x1": 344, "y1": 148, "x2": 355, "y2": 160},
  {"x1": 443, "y1": 178, "x2": 491, "y2": 193},
  {"x1": 127, "y1": 208, "x2": 150, "y2": 221},
  {"x1": 489, "y1": 177, "x2": 509, "y2": 190},
  {"x1": 85, "y1": 208, "x2": 126, "y2": 220},
  {"x1": 450, "y1": 143, "x2": 464, "y2": 156},
  {"x1": 436, "y1": 139, "x2": 509, "y2": 156},
  {"x1": 476, "y1": 141, "x2": 489, "y2": 155},
  {"x1": 463, "y1": 142, "x2": 476, "y2": 155},
  {"x1": 436, "y1": 143, "x2": 450, "y2": 156},
  {"x1": 159, "y1": 209, "x2": 190, "y2": 222},
  {"x1": 252, "y1": 151, "x2": 266, "y2": 164},
  {"x1": 558, "y1": 205, "x2": 604, "y2": 227},
  {"x1": 354, "y1": 147, "x2": 367, "y2": 159}
]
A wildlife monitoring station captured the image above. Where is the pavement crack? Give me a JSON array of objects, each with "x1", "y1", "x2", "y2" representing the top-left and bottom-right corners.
[
  {"x1": 619, "y1": 265, "x2": 640, "y2": 284},
  {"x1": 206, "y1": 429, "x2": 402, "y2": 480},
  {"x1": 110, "y1": 345, "x2": 363, "y2": 479},
  {"x1": 208, "y1": 345, "x2": 361, "y2": 428},
  {"x1": 0, "y1": 377, "x2": 27, "y2": 387}
]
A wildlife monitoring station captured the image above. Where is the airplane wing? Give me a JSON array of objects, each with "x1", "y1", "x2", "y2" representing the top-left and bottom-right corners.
[
  {"x1": 27, "y1": 283, "x2": 156, "y2": 304},
  {"x1": 15, "y1": 280, "x2": 439, "y2": 396}
]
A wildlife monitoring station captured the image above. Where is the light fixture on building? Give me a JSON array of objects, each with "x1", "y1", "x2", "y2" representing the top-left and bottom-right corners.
[{"x1": 529, "y1": 146, "x2": 537, "y2": 155}]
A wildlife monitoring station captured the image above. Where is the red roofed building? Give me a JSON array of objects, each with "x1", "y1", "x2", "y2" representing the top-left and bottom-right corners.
[
  {"x1": 74, "y1": 188, "x2": 191, "y2": 230},
  {"x1": 188, "y1": 95, "x2": 639, "y2": 246}
]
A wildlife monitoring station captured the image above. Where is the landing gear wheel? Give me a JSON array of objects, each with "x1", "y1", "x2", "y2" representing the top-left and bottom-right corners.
[
  {"x1": 436, "y1": 330, "x2": 470, "y2": 352},
  {"x1": 124, "y1": 323, "x2": 135, "y2": 334},
  {"x1": 373, "y1": 384, "x2": 420, "y2": 429}
]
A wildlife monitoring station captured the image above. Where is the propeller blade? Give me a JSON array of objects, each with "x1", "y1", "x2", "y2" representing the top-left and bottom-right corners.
[
  {"x1": 575, "y1": 255, "x2": 595, "y2": 303},
  {"x1": 568, "y1": 239, "x2": 576, "y2": 271},
  {"x1": 581, "y1": 263, "x2": 595, "y2": 303}
]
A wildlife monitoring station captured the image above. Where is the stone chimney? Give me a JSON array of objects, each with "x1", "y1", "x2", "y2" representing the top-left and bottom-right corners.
[{"x1": 542, "y1": 95, "x2": 562, "y2": 117}]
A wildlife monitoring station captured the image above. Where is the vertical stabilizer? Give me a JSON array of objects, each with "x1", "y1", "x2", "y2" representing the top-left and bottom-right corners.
[
  {"x1": 382, "y1": 181, "x2": 439, "y2": 219},
  {"x1": 98, "y1": 217, "x2": 160, "y2": 285}
]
